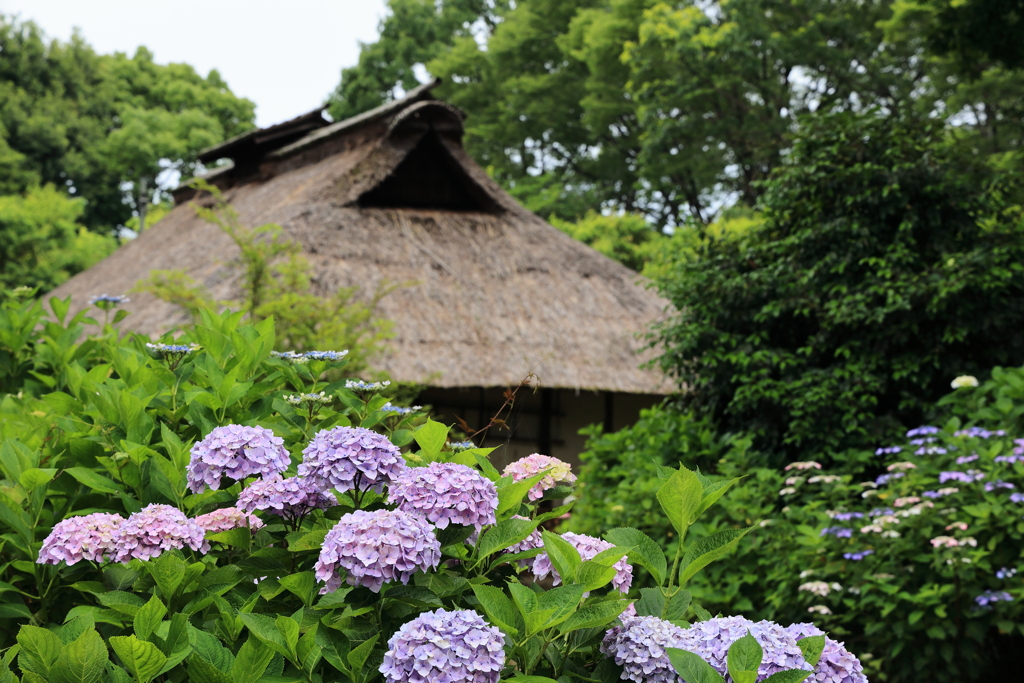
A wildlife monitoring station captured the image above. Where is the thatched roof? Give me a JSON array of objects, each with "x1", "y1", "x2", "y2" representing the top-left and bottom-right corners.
[{"x1": 48, "y1": 81, "x2": 670, "y2": 394}]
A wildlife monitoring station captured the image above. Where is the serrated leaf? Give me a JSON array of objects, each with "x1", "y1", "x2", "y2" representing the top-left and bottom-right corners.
[
  {"x1": 558, "y1": 600, "x2": 631, "y2": 634},
  {"x1": 497, "y1": 472, "x2": 549, "y2": 515},
  {"x1": 207, "y1": 527, "x2": 251, "y2": 550},
  {"x1": 436, "y1": 524, "x2": 475, "y2": 548},
  {"x1": 414, "y1": 419, "x2": 450, "y2": 458},
  {"x1": 604, "y1": 527, "x2": 667, "y2": 585},
  {"x1": 65, "y1": 468, "x2": 124, "y2": 495},
  {"x1": 698, "y1": 478, "x2": 741, "y2": 516},
  {"x1": 52, "y1": 629, "x2": 108, "y2": 683},
  {"x1": 133, "y1": 596, "x2": 167, "y2": 642},
  {"x1": 534, "y1": 584, "x2": 586, "y2": 630},
  {"x1": 797, "y1": 635, "x2": 825, "y2": 668},
  {"x1": 541, "y1": 531, "x2": 581, "y2": 584},
  {"x1": 727, "y1": 631, "x2": 763, "y2": 683},
  {"x1": 346, "y1": 635, "x2": 378, "y2": 676},
  {"x1": 758, "y1": 670, "x2": 812, "y2": 683},
  {"x1": 108, "y1": 636, "x2": 167, "y2": 683},
  {"x1": 96, "y1": 592, "x2": 146, "y2": 617},
  {"x1": 59, "y1": 616, "x2": 95, "y2": 645},
  {"x1": 238, "y1": 614, "x2": 289, "y2": 657},
  {"x1": 149, "y1": 553, "x2": 187, "y2": 600},
  {"x1": 276, "y1": 616, "x2": 300, "y2": 656},
  {"x1": 279, "y1": 572, "x2": 316, "y2": 607},
  {"x1": 507, "y1": 582, "x2": 538, "y2": 621},
  {"x1": 187, "y1": 657, "x2": 232, "y2": 683},
  {"x1": 189, "y1": 627, "x2": 233, "y2": 670},
  {"x1": 231, "y1": 638, "x2": 274, "y2": 683},
  {"x1": 692, "y1": 603, "x2": 712, "y2": 621},
  {"x1": 287, "y1": 530, "x2": 327, "y2": 552},
  {"x1": 678, "y1": 528, "x2": 752, "y2": 584},
  {"x1": 477, "y1": 518, "x2": 538, "y2": 559},
  {"x1": 575, "y1": 561, "x2": 618, "y2": 592},
  {"x1": 667, "y1": 648, "x2": 726, "y2": 683},
  {"x1": 18, "y1": 624, "x2": 65, "y2": 676},
  {"x1": 657, "y1": 468, "x2": 703, "y2": 538},
  {"x1": 471, "y1": 585, "x2": 520, "y2": 636}
]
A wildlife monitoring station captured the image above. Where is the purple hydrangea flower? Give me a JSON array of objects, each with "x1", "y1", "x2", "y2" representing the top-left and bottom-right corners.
[
  {"x1": 996, "y1": 567, "x2": 1017, "y2": 579},
  {"x1": 954, "y1": 427, "x2": 1004, "y2": 439},
  {"x1": 939, "y1": 471, "x2": 973, "y2": 484},
  {"x1": 875, "y1": 446, "x2": 902, "y2": 455},
  {"x1": 315, "y1": 509, "x2": 441, "y2": 593},
  {"x1": 677, "y1": 617, "x2": 810, "y2": 681},
  {"x1": 820, "y1": 527, "x2": 853, "y2": 538},
  {"x1": 502, "y1": 515, "x2": 544, "y2": 568},
  {"x1": 187, "y1": 425, "x2": 290, "y2": 493},
  {"x1": 37, "y1": 513, "x2": 125, "y2": 565},
  {"x1": 299, "y1": 427, "x2": 406, "y2": 494},
  {"x1": 533, "y1": 532, "x2": 632, "y2": 593},
  {"x1": 785, "y1": 623, "x2": 867, "y2": 683},
  {"x1": 985, "y1": 480, "x2": 1015, "y2": 492},
  {"x1": 113, "y1": 504, "x2": 209, "y2": 562},
  {"x1": 1011, "y1": 492, "x2": 1024, "y2": 503},
  {"x1": 995, "y1": 455, "x2": 1024, "y2": 464},
  {"x1": 909, "y1": 437, "x2": 936, "y2": 446},
  {"x1": 956, "y1": 454, "x2": 980, "y2": 464},
  {"x1": 388, "y1": 462, "x2": 498, "y2": 530},
  {"x1": 237, "y1": 475, "x2": 336, "y2": 521},
  {"x1": 976, "y1": 590, "x2": 1013, "y2": 607},
  {"x1": 830, "y1": 512, "x2": 864, "y2": 521},
  {"x1": 502, "y1": 454, "x2": 577, "y2": 501},
  {"x1": 601, "y1": 615, "x2": 688, "y2": 683},
  {"x1": 906, "y1": 426, "x2": 940, "y2": 438},
  {"x1": 843, "y1": 550, "x2": 874, "y2": 561},
  {"x1": 869, "y1": 508, "x2": 894, "y2": 517},
  {"x1": 380, "y1": 608, "x2": 505, "y2": 683},
  {"x1": 915, "y1": 446, "x2": 948, "y2": 456},
  {"x1": 874, "y1": 473, "x2": 904, "y2": 486},
  {"x1": 194, "y1": 507, "x2": 265, "y2": 533}
]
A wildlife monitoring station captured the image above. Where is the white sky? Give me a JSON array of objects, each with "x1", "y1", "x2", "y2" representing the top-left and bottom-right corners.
[{"x1": 1, "y1": 0, "x2": 390, "y2": 127}]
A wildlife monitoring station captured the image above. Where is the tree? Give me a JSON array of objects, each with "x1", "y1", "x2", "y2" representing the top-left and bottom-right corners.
[
  {"x1": 0, "y1": 185, "x2": 117, "y2": 291},
  {"x1": 0, "y1": 17, "x2": 255, "y2": 231},
  {"x1": 654, "y1": 111, "x2": 1024, "y2": 460}
]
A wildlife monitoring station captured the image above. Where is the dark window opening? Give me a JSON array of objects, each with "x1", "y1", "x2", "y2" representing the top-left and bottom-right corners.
[{"x1": 358, "y1": 131, "x2": 500, "y2": 213}]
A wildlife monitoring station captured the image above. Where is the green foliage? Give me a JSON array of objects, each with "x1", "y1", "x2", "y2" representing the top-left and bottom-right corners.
[
  {"x1": 0, "y1": 186, "x2": 117, "y2": 291},
  {"x1": 654, "y1": 111, "x2": 1024, "y2": 460},
  {"x1": 0, "y1": 16, "x2": 254, "y2": 231},
  {"x1": 0, "y1": 296, "x2": 785, "y2": 683},
  {"x1": 550, "y1": 212, "x2": 665, "y2": 273}
]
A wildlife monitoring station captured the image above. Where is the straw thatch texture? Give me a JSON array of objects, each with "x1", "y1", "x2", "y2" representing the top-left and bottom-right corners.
[{"x1": 47, "y1": 89, "x2": 670, "y2": 394}]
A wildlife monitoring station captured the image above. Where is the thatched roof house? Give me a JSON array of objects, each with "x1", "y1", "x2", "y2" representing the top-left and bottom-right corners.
[{"x1": 48, "y1": 80, "x2": 669, "y2": 465}]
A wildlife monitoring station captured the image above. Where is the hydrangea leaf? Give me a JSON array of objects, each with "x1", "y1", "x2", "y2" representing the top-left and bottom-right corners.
[
  {"x1": 18, "y1": 625, "x2": 65, "y2": 678},
  {"x1": 575, "y1": 561, "x2": 618, "y2": 592},
  {"x1": 678, "y1": 527, "x2": 753, "y2": 585},
  {"x1": 797, "y1": 635, "x2": 825, "y2": 667},
  {"x1": 557, "y1": 599, "x2": 631, "y2": 634},
  {"x1": 230, "y1": 637, "x2": 274, "y2": 683},
  {"x1": 238, "y1": 614, "x2": 289, "y2": 658},
  {"x1": 657, "y1": 468, "x2": 703, "y2": 538},
  {"x1": 108, "y1": 636, "x2": 167, "y2": 683},
  {"x1": 52, "y1": 629, "x2": 108, "y2": 683},
  {"x1": 666, "y1": 648, "x2": 726, "y2": 683},
  {"x1": 470, "y1": 584, "x2": 521, "y2": 637},
  {"x1": 534, "y1": 584, "x2": 586, "y2": 630},
  {"x1": 604, "y1": 527, "x2": 667, "y2": 585},
  {"x1": 497, "y1": 472, "x2": 549, "y2": 515},
  {"x1": 132, "y1": 596, "x2": 166, "y2": 643},
  {"x1": 346, "y1": 634, "x2": 378, "y2": 677},
  {"x1": 477, "y1": 518, "x2": 538, "y2": 560},
  {"x1": 412, "y1": 419, "x2": 449, "y2": 459},
  {"x1": 149, "y1": 553, "x2": 187, "y2": 601},
  {"x1": 758, "y1": 670, "x2": 812, "y2": 683},
  {"x1": 726, "y1": 631, "x2": 763, "y2": 683},
  {"x1": 541, "y1": 531, "x2": 582, "y2": 582}
]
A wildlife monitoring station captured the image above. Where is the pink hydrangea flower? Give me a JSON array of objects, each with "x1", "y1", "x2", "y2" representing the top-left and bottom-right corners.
[
  {"x1": 37, "y1": 512, "x2": 125, "y2": 565},
  {"x1": 187, "y1": 424, "x2": 290, "y2": 493},
  {"x1": 299, "y1": 426, "x2": 406, "y2": 494},
  {"x1": 502, "y1": 453, "x2": 577, "y2": 501},
  {"x1": 388, "y1": 462, "x2": 498, "y2": 530},
  {"x1": 237, "y1": 475, "x2": 336, "y2": 521},
  {"x1": 533, "y1": 531, "x2": 632, "y2": 593},
  {"x1": 113, "y1": 504, "x2": 210, "y2": 562},
  {"x1": 194, "y1": 507, "x2": 265, "y2": 533},
  {"x1": 380, "y1": 608, "x2": 504, "y2": 683}
]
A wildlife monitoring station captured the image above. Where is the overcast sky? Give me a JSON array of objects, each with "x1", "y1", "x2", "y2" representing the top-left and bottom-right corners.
[{"x1": 1, "y1": 0, "x2": 390, "y2": 127}]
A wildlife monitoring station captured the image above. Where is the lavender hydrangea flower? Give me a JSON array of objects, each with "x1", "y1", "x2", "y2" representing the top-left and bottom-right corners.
[
  {"x1": 829, "y1": 512, "x2": 864, "y2": 521},
  {"x1": 995, "y1": 454, "x2": 1024, "y2": 464},
  {"x1": 907, "y1": 426, "x2": 940, "y2": 437},
  {"x1": 601, "y1": 615, "x2": 688, "y2": 683},
  {"x1": 843, "y1": 550, "x2": 874, "y2": 561},
  {"x1": 299, "y1": 426, "x2": 406, "y2": 494},
  {"x1": 194, "y1": 507, "x2": 265, "y2": 533},
  {"x1": 380, "y1": 608, "x2": 505, "y2": 683},
  {"x1": 785, "y1": 623, "x2": 867, "y2": 683},
  {"x1": 187, "y1": 425, "x2": 290, "y2": 493},
  {"x1": 676, "y1": 617, "x2": 810, "y2": 681},
  {"x1": 113, "y1": 504, "x2": 209, "y2": 562},
  {"x1": 37, "y1": 513, "x2": 125, "y2": 565},
  {"x1": 875, "y1": 446, "x2": 902, "y2": 455},
  {"x1": 388, "y1": 462, "x2": 498, "y2": 530},
  {"x1": 874, "y1": 473, "x2": 904, "y2": 485},
  {"x1": 237, "y1": 475, "x2": 336, "y2": 521},
  {"x1": 502, "y1": 453, "x2": 577, "y2": 501},
  {"x1": 315, "y1": 509, "x2": 441, "y2": 593},
  {"x1": 820, "y1": 526, "x2": 853, "y2": 538},
  {"x1": 534, "y1": 532, "x2": 632, "y2": 593},
  {"x1": 985, "y1": 480, "x2": 1015, "y2": 492},
  {"x1": 976, "y1": 590, "x2": 1014, "y2": 607}
]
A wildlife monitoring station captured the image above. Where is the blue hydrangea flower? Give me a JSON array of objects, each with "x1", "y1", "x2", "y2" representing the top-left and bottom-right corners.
[
  {"x1": 874, "y1": 473, "x2": 904, "y2": 485},
  {"x1": 875, "y1": 446, "x2": 902, "y2": 455},
  {"x1": 601, "y1": 615, "x2": 688, "y2": 683},
  {"x1": 785, "y1": 623, "x2": 867, "y2": 683},
  {"x1": 984, "y1": 480, "x2": 1015, "y2": 492},
  {"x1": 869, "y1": 508, "x2": 894, "y2": 517},
  {"x1": 315, "y1": 509, "x2": 440, "y2": 593},
  {"x1": 88, "y1": 294, "x2": 129, "y2": 306},
  {"x1": 830, "y1": 512, "x2": 864, "y2": 521},
  {"x1": 449, "y1": 441, "x2": 477, "y2": 452},
  {"x1": 388, "y1": 462, "x2": 498, "y2": 530},
  {"x1": 380, "y1": 608, "x2": 505, "y2": 683},
  {"x1": 843, "y1": 550, "x2": 874, "y2": 561},
  {"x1": 299, "y1": 426, "x2": 406, "y2": 494},
  {"x1": 996, "y1": 567, "x2": 1017, "y2": 579},
  {"x1": 345, "y1": 379, "x2": 391, "y2": 391},
  {"x1": 976, "y1": 590, "x2": 1013, "y2": 607},
  {"x1": 380, "y1": 402, "x2": 422, "y2": 416},
  {"x1": 187, "y1": 425, "x2": 290, "y2": 493},
  {"x1": 145, "y1": 342, "x2": 200, "y2": 361},
  {"x1": 820, "y1": 527, "x2": 853, "y2": 538},
  {"x1": 906, "y1": 426, "x2": 940, "y2": 438}
]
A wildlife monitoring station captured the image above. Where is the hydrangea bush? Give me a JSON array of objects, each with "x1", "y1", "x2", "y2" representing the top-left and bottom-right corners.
[{"x1": 0, "y1": 297, "x2": 848, "y2": 683}]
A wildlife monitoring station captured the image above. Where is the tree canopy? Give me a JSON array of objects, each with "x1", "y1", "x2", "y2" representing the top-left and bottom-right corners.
[{"x1": 0, "y1": 16, "x2": 255, "y2": 231}]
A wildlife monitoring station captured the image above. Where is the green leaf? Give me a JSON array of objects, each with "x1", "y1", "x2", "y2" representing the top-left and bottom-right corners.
[
  {"x1": 149, "y1": 553, "x2": 187, "y2": 600},
  {"x1": 471, "y1": 584, "x2": 520, "y2": 636},
  {"x1": 541, "y1": 531, "x2": 582, "y2": 584},
  {"x1": 758, "y1": 671, "x2": 812, "y2": 683},
  {"x1": 477, "y1": 517, "x2": 539, "y2": 559},
  {"x1": 657, "y1": 468, "x2": 703, "y2": 538},
  {"x1": 231, "y1": 638, "x2": 275, "y2": 683},
  {"x1": 207, "y1": 527, "x2": 251, "y2": 550},
  {"x1": 59, "y1": 616, "x2": 96, "y2": 644},
  {"x1": 346, "y1": 635, "x2": 378, "y2": 676},
  {"x1": 727, "y1": 631, "x2": 763, "y2": 683},
  {"x1": 575, "y1": 561, "x2": 619, "y2": 592},
  {"x1": 436, "y1": 524, "x2": 475, "y2": 548},
  {"x1": 636, "y1": 587, "x2": 692, "y2": 621},
  {"x1": 697, "y1": 478, "x2": 741, "y2": 516},
  {"x1": 96, "y1": 592, "x2": 146, "y2": 617},
  {"x1": 133, "y1": 596, "x2": 167, "y2": 642},
  {"x1": 558, "y1": 600, "x2": 631, "y2": 634},
  {"x1": 692, "y1": 603, "x2": 712, "y2": 621},
  {"x1": 189, "y1": 627, "x2": 234, "y2": 670},
  {"x1": 158, "y1": 614, "x2": 192, "y2": 672},
  {"x1": 534, "y1": 584, "x2": 586, "y2": 630},
  {"x1": 238, "y1": 614, "x2": 289, "y2": 657},
  {"x1": 604, "y1": 527, "x2": 667, "y2": 585},
  {"x1": 507, "y1": 582, "x2": 538, "y2": 621},
  {"x1": 279, "y1": 572, "x2": 317, "y2": 608},
  {"x1": 18, "y1": 625, "x2": 65, "y2": 677},
  {"x1": 52, "y1": 629, "x2": 108, "y2": 683},
  {"x1": 65, "y1": 467, "x2": 125, "y2": 494},
  {"x1": 666, "y1": 648, "x2": 726, "y2": 683},
  {"x1": 275, "y1": 616, "x2": 300, "y2": 656},
  {"x1": 497, "y1": 472, "x2": 549, "y2": 516},
  {"x1": 105, "y1": 663, "x2": 133, "y2": 683},
  {"x1": 797, "y1": 635, "x2": 825, "y2": 668},
  {"x1": 664, "y1": 590, "x2": 692, "y2": 621},
  {"x1": 678, "y1": 528, "x2": 752, "y2": 584},
  {"x1": 287, "y1": 530, "x2": 327, "y2": 552},
  {"x1": 187, "y1": 657, "x2": 232, "y2": 683},
  {"x1": 414, "y1": 419, "x2": 450, "y2": 458},
  {"x1": 108, "y1": 636, "x2": 167, "y2": 683},
  {"x1": 19, "y1": 468, "x2": 57, "y2": 491}
]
